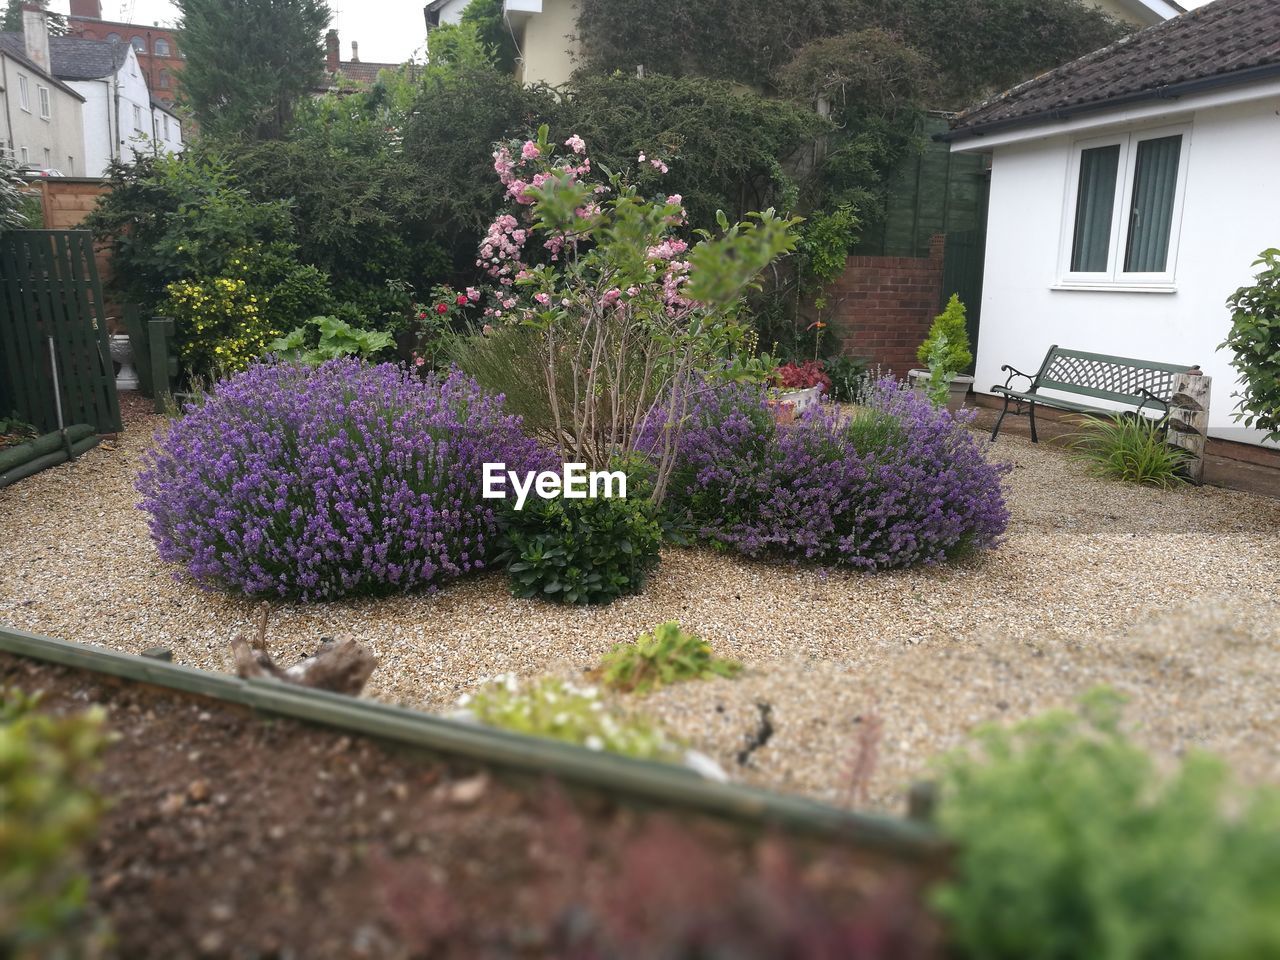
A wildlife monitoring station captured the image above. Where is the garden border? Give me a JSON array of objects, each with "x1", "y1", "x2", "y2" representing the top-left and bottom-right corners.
[
  {"x1": 0, "y1": 425, "x2": 100, "y2": 488},
  {"x1": 0, "y1": 624, "x2": 947, "y2": 860}
]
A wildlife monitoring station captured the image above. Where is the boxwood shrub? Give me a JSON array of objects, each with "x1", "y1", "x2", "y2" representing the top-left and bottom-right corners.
[{"x1": 499, "y1": 494, "x2": 662, "y2": 605}]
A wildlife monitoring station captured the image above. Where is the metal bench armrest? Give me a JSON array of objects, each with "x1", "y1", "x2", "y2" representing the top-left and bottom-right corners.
[
  {"x1": 999, "y1": 364, "x2": 1035, "y2": 391},
  {"x1": 1135, "y1": 387, "x2": 1170, "y2": 421}
]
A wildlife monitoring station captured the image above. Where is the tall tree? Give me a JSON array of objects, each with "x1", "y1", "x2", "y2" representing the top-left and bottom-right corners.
[
  {"x1": 175, "y1": 0, "x2": 331, "y2": 141},
  {"x1": 2, "y1": 0, "x2": 68, "y2": 37}
]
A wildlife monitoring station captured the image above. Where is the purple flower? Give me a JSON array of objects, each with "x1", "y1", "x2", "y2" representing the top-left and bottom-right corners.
[
  {"x1": 137, "y1": 359, "x2": 555, "y2": 600},
  {"x1": 645, "y1": 378, "x2": 1010, "y2": 569}
]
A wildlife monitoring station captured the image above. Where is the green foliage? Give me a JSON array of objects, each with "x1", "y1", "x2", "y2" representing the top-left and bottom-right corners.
[
  {"x1": 269, "y1": 315, "x2": 394, "y2": 364},
  {"x1": 500, "y1": 493, "x2": 662, "y2": 605},
  {"x1": 860, "y1": 0, "x2": 1129, "y2": 105},
  {"x1": 934, "y1": 688, "x2": 1280, "y2": 960},
  {"x1": 163, "y1": 274, "x2": 279, "y2": 375},
  {"x1": 843, "y1": 399, "x2": 908, "y2": 454},
  {"x1": 575, "y1": 0, "x2": 1127, "y2": 106},
  {"x1": 1222, "y1": 248, "x2": 1280, "y2": 443},
  {"x1": 83, "y1": 151, "x2": 296, "y2": 317},
  {"x1": 795, "y1": 204, "x2": 860, "y2": 290},
  {"x1": 600, "y1": 622, "x2": 742, "y2": 694},
  {"x1": 1068, "y1": 415, "x2": 1192, "y2": 488},
  {"x1": 917, "y1": 294, "x2": 972, "y2": 372},
  {"x1": 823, "y1": 354, "x2": 869, "y2": 402},
  {"x1": 1, "y1": 0, "x2": 66, "y2": 36},
  {"x1": 1, "y1": 687, "x2": 109, "y2": 957},
  {"x1": 0, "y1": 155, "x2": 28, "y2": 234},
  {"x1": 458, "y1": 0, "x2": 520, "y2": 72},
  {"x1": 174, "y1": 0, "x2": 332, "y2": 140},
  {"x1": 551, "y1": 73, "x2": 827, "y2": 231},
  {"x1": 462, "y1": 675, "x2": 681, "y2": 761}
]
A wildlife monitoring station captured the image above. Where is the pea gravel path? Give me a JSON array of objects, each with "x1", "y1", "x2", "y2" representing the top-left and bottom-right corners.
[{"x1": 3, "y1": 396, "x2": 1278, "y2": 812}]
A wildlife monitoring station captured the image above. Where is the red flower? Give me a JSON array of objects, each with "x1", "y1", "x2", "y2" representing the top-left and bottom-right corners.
[
  {"x1": 455, "y1": 294, "x2": 468, "y2": 306},
  {"x1": 435, "y1": 304, "x2": 448, "y2": 315}
]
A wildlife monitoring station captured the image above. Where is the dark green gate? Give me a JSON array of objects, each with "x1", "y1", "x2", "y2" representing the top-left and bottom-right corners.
[
  {"x1": 940, "y1": 228, "x2": 985, "y2": 373},
  {"x1": 0, "y1": 229, "x2": 121, "y2": 434}
]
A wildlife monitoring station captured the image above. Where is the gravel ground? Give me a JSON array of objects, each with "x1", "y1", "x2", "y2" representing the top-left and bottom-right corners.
[{"x1": 2, "y1": 393, "x2": 1278, "y2": 812}]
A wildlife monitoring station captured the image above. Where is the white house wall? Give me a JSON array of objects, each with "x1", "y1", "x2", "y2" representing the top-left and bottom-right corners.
[
  {"x1": 69, "y1": 46, "x2": 165, "y2": 176},
  {"x1": 0, "y1": 54, "x2": 86, "y2": 174},
  {"x1": 973, "y1": 96, "x2": 1280, "y2": 447}
]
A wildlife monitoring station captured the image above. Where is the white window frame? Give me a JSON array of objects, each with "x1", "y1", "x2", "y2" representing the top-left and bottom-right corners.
[
  {"x1": 38, "y1": 85, "x2": 50, "y2": 119},
  {"x1": 20, "y1": 146, "x2": 29, "y2": 164},
  {"x1": 17, "y1": 74, "x2": 30, "y2": 112},
  {"x1": 133, "y1": 103, "x2": 143, "y2": 132},
  {"x1": 1055, "y1": 123, "x2": 1191, "y2": 292}
]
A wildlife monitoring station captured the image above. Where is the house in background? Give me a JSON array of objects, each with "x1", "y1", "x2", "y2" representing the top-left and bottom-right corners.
[
  {"x1": 425, "y1": 0, "x2": 581, "y2": 86},
  {"x1": 0, "y1": 6, "x2": 86, "y2": 174},
  {"x1": 1090, "y1": 0, "x2": 1184, "y2": 28},
  {"x1": 320, "y1": 29, "x2": 403, "y2": 91},
  {"x1": 151, "y1": 97, "x2": 183, "y2": 154},
  {"x1": 944, "y1": 0, "x2": 1279, "y2": 449},
  {"x1": 4, "y1": 7, "x2": 184, "y2": 177},
  {"x1": 66, "y1": 0, "x2": 184, "y2": 110}
]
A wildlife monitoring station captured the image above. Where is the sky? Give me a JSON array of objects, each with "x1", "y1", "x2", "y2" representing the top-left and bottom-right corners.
[
  {"x1": 47, "y1": 0, "x2": 433, "y2": 65},
  {"x1": 45, "y1": 0, "x2": 1216, "y2": 67}
]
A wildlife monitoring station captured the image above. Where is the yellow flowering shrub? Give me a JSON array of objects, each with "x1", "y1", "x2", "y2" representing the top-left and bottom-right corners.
[{"x1": 163, "y1": 275, "x2": 279, "y2": 375}]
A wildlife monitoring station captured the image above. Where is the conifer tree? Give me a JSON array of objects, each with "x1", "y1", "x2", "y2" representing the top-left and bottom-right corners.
[{"x1": 174, "y1": 0, "x2": 331, "y2": 141}]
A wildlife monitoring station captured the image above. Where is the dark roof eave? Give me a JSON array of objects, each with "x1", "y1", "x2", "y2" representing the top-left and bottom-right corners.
[{"x1": 941, "y1": 61, "x2": 1280, "y2": 144}]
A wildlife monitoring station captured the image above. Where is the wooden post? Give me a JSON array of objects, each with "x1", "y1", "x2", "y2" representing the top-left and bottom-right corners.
[
  {"x1": 149, "y1": 316, "x2": 175, "y2": 413},
  {"x1": 1167, "y1": 368, "x2": 1211, "y2": 484}
]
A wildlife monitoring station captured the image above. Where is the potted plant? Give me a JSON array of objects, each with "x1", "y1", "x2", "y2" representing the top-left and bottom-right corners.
[
  {"x1": 909, "y1": 294, "x2": 974, "y2": 410},
  {"x1": 770, "y1": 359, "x2": 830, "y2": 423}
]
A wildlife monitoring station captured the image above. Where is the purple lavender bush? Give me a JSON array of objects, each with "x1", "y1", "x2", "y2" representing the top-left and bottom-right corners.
[
  {"x1": 137, "y1": 359, "x2": 553, "y2": 600},
  {"x1": 654, "y1": 378, "x2": 1010, "y2": 568}
]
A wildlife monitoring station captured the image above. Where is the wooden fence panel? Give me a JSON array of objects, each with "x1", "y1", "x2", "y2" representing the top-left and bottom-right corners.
[{"x1": 0, "y1": 229, "x2": 121, "y2": 434}]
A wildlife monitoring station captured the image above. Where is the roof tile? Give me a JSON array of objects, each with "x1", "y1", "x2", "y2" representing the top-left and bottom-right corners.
[{"x1": 948, "y1": 0, "x2": 1280, "y2": 139}]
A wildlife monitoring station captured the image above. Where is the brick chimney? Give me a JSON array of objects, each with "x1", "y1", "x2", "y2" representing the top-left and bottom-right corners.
[
  {"x1": 325, "y1": 29, "x2": 340, "y2": 71},
  {"x1": 69, "y1": 0, "x2": 102, "y2": 19},
  {"x1": 21, "y1": 4, "x2": 51, "y2": 74},
  {"x1": 350, "y1": 40, "x2": 360, "y2": 63}
]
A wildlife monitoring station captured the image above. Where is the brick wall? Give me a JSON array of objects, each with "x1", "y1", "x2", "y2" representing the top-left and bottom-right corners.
[{"x1": 825, "y1": 234, "x2": 945, "y2": 376}]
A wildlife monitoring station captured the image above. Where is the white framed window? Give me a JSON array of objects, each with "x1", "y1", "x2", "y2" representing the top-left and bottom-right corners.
[
  {"x1": 163, "y1": 114, "x2": 170, "y2": 138},
  {"x1": 43, "y1": 147, "x2": 51, "y2": 168},
  {"x1": 1057, "y1": 124, "x2": 1190, "y2": 290},
  {"x1": 17, "y1": 74, "x2": 30, "y2": 112},
  {"x1": 20, "y1": 146, "x2": 29, "y2": 164},
  {"x1": 38, "y1": 85, "x2": 50, "y2": 119},
  {"x1": 133, "y1": 103, "x2": 143, "y2": 131},
  {"x1": 154, "y1": 37, "x2": 171, "y2": 56}
]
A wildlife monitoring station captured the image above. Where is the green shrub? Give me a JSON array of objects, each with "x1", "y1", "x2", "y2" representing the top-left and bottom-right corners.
[
  {"x1": 462, "y1": 676, "x2": 680, "y2": 761},
  {"x1": 1222, "y1": 248, "x2": 1280, "y2": 443},
  {"x1": 162, "y1": 273, "x2": 279, "y2": 375},
  {"x1": 917, "y1": 293, "x2": 972, "y2": 373},
  {"x1": 933, "y1": 688, "x2": 1280, "y2": 960},
  {"x1": 1, "y1": 687, "x2": 109, "y2": 957},
  {"x1": 500, "y1": 493, "x2": 662, "y2": 605},
  {"x1": 823, "y1": 354, "x2": 869, "y2": 403},
  {"x1": 1068, "y1": 415, "x2": 1191, "y2": 488},
  {"x1": 600, "y1": 622, "x2": 742, "y2": 694},
  {"x1": 268, "y1": 315, "x2": 394, "y2": 365}
]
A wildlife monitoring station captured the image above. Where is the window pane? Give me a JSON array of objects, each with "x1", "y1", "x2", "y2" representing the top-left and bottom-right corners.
[
  {"x1": 1070, "y1": 144, "x2": 1121, "y2": 272},
  {"x1": 1124, "y1": 134, "x2": 1181, "y2": 273}
]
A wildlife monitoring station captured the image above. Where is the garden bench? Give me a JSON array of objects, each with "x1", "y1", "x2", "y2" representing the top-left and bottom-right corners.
[{"x1": 989, "y1": 345, "x2": 1196, "y2": 442}]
